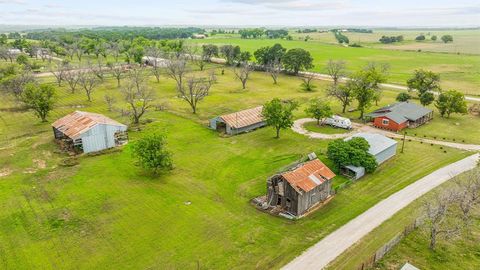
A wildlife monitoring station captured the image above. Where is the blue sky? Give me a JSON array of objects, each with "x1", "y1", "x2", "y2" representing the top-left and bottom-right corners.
[{"x1": 1, "y1": 0, "x2": 479, "y2": 27}]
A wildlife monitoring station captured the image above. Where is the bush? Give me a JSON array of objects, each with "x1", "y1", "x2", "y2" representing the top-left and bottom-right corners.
[{"x1": 131, "y1": 133, "x2": 173, "y2": 174}]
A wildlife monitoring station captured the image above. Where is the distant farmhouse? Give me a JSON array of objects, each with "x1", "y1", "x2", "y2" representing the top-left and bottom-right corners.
[
  {"x1": 342, "y1": 133, "x2": 398, "y2": 180},
  {"x1": 52, "y1": 111, "x2": 128, "y2": 154},
  {"x1": 367, "y1": 102, "x2": 433, "y2": 132},
  {"x1": 209, "y1": 106, "x2": 266, "y2": 135},
  {"x1": 266, "y1": 158, "x2": 336, "y2": 217}
]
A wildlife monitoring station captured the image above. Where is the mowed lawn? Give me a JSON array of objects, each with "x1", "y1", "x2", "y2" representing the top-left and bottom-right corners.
[
  {"x1": 0, "y1": 68, "x2": 473, "y2": 269},
  {"x1": 187, "y1": 38, "x2": 480, "y2": 96}
]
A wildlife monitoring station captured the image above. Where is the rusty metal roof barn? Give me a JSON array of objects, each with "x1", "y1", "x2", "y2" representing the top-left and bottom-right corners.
[
  {"x1": 52, "y1": 111, "x2": 128, "y2": 153},
  {"x1": 209, "y1": 106, "x2": 266, "y2": 135},
  {"x1": 282, "y1": 159, "x2": 336, "y2": 193}
]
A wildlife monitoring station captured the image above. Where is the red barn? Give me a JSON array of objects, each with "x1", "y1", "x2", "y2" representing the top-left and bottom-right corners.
[{"x1": 367, "y1": 102, "x2": 433, "y2": 132}]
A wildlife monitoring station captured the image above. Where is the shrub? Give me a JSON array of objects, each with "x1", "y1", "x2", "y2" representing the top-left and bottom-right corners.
[{"x1": 131, "y1": 133, "x2": 173, "y2": 174}]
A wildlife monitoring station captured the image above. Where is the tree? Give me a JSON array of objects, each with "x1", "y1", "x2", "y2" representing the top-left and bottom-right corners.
[
  {"x1": 266, "y1": 57, "x2": 282, "y2": 84},
  {"x1": 20, "y1": 83, "x2": 56, "y2": 122},
  {"x1": 327, "y1": 138, "x2": 378, "y2": 173},
  {"x1": 419, "y1": 91, "x2": 435, "y2": 106},
  {"x1": 64, "y1": 69, "x2": 80, "y2": 93},
  {"x1": 396, "y1": 92, "x2": 411, "y2": 102},
  {"x1": 300, "y1": 73, "x2": 317, "y2": 91},
  {"x1": 202, "y1": 44, "x2": 219, "y2": 62},
  {"x1": 107, "y1": 62, "x2": 124, "y2": 87},
  {"x1": 166, "y1": 57, "x2": 188, "y2": 92},
  {"x1": 253, "y1": 43, "x2": 286, "y2": 66},
  {"x1": 131, "y1": 133, "x2": 173, "y2": 175},
  {"x1": 220, "y1": 45, "x2": 240, "y2": 66},
  {"x1": 50, "y1": 61, "x2": 69, "y2": 86},
  {"x1": 407, "y1": 70, "x2": 441, "y2": 102},
  {"x1": 282, "y1": 48, "x2": 313, "y2": 74},
  {"x1": 415, "y1": 35, "x2": 426, "y2": 41},
  {"x1": 305, "y1": 98, "x2": 332, "y2": 125},
  {"x1": 441, "y1": 35, "x2": 453, "y2": 43},
  {"x1": 0, "y1": 70, "x2": 35, "y2": 99},
  {"x1": 78, "y1": 71, "x2": 100, "y2": 102},
  {"x1": 431, "y1": 35, "x2": 437, "y2": 41},
  {"x1": 435, "y1": 90, "x2": 467, "y2": 118},
  {"x1": 145, "y1": 46, "x2": 164, "y2": 82},
  {"x1": 179, "y1": 77, "x2": 212, "y2": 114},
  {"x1": 262, "y1": 98, "x2": 298, "y2": 138},
  {"x1": 327, "y1": 84, "x2": 354, "y2": 113},
  {"x1": 122, "y1": 71, "x2": 155, "y2": 124},
  {"x1": 350, "y1": 64, "x2": 388, "y2": 118},
  {"x1": 16, "y1": 54, "x2": 29, "y2": 66},
  {"x1": 325, "y1": 60, "x2": 347, "y2": 86},
  {"x1": 423, "y1": 190, "x2": 460, "y2": 250},
  {"x1": 233, "y1": 62, "x2": 253, "y2": 89}
]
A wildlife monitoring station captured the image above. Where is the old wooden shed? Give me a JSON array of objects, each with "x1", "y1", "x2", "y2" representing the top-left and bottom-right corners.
[
  {"x1": 266, "y1": 159, "x2": 336, "y2": 217},
  {"x1": 209, "y1": 106, "x2": 266, "y2": 135},
  {"x1": 52, "y1": 111, "x2": 128, "y2": 153}
]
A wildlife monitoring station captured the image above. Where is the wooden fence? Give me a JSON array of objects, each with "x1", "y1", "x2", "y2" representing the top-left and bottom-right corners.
[{"x1": 356, "y1": 218, "x2": 423, "y2": 270}]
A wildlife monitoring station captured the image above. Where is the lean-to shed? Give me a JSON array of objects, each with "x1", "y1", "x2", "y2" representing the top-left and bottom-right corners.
[
  {"x1": 209, "y1": 106, "x2": 266, "y2": 135},
  {"x1": 52, "y1": 111, "x2": 128, "y2": 153}
]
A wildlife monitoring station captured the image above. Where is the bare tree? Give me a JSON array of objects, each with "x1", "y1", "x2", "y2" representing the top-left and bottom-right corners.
[
  {"x1": 50, "y1": 62, "x2": 69, "y2": 86},
  {"x1": 423, "y1": 190, "x2": 461, "y2": 250},
  {"x1": 64, "y1": 69, "x2": 80, "y2": 94},
  {"x1": 145, "y1": 46, "x2": 164, "y2": 83},
  {"x1": 121, "y1": 72, "x2": 155, "y2": 124},
  {"x1": 89, "y1": 60, "x2": 105, "y2": 82},
  {"x1": 327, "y1": 83, "x2": 354, "y2": 113},
  {"x1": 208, "y1": 69, "x2": 217, "y2": 84},
  {"x1": 104, "y1": 94, "x2": 116, "y2": 112},
  {"x1": 0, "y1": 70, "x2": 35, "y2": 99},
  {"x1": 64, "y1": 43, "x2": 76, "y2": 60},
  {"x1": 179, "y1": 77, "x2": 212, "y2": 114},
  {"x1": 108, "y1": 42, "x2": 122, "y2": 63},
  {"x1": 454, "y1": 170, "x2": 480, "y2": 224},
  {"x1": 233, "y1": 62, "x2": 253, "y2": 89},
  {"x1": 166, "y1": 57, "x2": 188, "y2": 92},
  {"x1": 78, "y1": 71, "x2": 100, "y2": 102},
  {"x1": 107, "y1": 62, "x2": 124, "y2": 87},
  {"x1": 266, "y1": 57, "x2": 282, "y2": 84},
  {"x1": 325, "y1": 60, "x2": 347, "y2": 86}
]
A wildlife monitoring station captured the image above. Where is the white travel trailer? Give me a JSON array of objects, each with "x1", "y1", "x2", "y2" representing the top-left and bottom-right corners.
[{"x1": 324, "y1": 115, "x2": 352, "y2": 129}]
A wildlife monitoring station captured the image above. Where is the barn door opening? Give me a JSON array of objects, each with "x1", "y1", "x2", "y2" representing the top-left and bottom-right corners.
[{"x1": 216, "y1": 122, "x2": 226, "y2": 133}]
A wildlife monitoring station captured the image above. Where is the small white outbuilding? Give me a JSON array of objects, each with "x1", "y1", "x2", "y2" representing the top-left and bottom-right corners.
[{"x1": 52, "y1": 111, "x2": 128, "y2": 153}]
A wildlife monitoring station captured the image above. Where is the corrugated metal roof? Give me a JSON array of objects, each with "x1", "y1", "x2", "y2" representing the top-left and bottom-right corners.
[
  {"x1": 282, "y1": 159, "x2": 336, "y2": 193},
  {"x1": 345, "y1": 133, "x2": 397, "y2": 156},
  {"x1": 366, "y1": 102, "x2": 432, "y2": 124},
  {"x1": 220, "y1": 106, "x2": 264, "y2": 129},
  {"x1": 52, "y1": 111, "x2": 126, "y2": 139}
]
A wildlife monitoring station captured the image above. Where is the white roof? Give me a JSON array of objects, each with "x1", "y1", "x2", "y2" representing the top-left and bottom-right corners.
[
  {"x1": 345, "y1": 133, "x2": 397, "y2": 156},
  {"x1": 401, "y1": 263, "x2": 420, "y2": 270}
]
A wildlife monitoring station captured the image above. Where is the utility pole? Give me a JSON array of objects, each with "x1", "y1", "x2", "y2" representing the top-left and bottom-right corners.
[{"x1": 401, "y1": 131, "x2": 406, "y2": 153}]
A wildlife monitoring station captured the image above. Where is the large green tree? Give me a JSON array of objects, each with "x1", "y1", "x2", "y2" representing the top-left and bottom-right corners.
[
  {"x1": 21, "y1": 83, "x2": 56, "y2": 122},
  {"x1": 131, "y1": 133, "x2": 173, "y2": 175},
  {"x1": 305, "y1": 98, "x2": 333, "y2": 125},
  {"x1": 435, "y1": 90, "x2": 467, "y2": 118},
  {"x1": 262, "y1": 98, "x2": 298, "y2": 138},
  {"x1": 350, "y1": 64, "x2": 388, "y2": 118},
  {"x1": 253, "y1": 43, "x2": 286, "y2": 66},
  {"x1": 282, "y1": 48, "x2": 313, "y2": 74},
  {"x1": 327, "y1": 138, "x2": 378, "y2": 173},
  {"x1": 407, "y1": 69, "x2": 441, "y2": 106}
]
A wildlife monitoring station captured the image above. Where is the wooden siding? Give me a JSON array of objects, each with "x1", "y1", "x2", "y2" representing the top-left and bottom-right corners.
[{"x1": 373, "y1": 116, "x2": 408, "y2": 132}]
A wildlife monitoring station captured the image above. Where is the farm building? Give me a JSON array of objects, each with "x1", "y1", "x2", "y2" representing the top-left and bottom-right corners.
[
  {"x1": 366, "y1": 102, "x2": 433, "y2": 132},
  {"x1": 209, "y1": 106, "x2": 266, "y2": 135},
  {"x1": 52, "y1": 111, "x2": 128, "y2": 154},
  {"x1": 342, "y1": 133, "x2": 397, "y2": 179},
  {"x1": 141, "y1": 56, "x2": 170, "y2": 67},
  {"x1": 192, "y1": 34, "x2": 206, "y2": 39},
  {"x1": 266, "y1": 158, "x2": 336, "y2": 217}
]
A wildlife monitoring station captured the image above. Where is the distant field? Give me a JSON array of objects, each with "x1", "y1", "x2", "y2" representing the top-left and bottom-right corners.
[
  {"x1": 188, "y1": 38, "x2": 480, "y2": 95},
  {"x1": 289, "y1": 29, "x2": 480, "y2": 55}
]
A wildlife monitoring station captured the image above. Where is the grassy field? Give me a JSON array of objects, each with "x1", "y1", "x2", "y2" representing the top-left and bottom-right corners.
[
  {"x1": 290, "y1": 29, "x2": 480, "y2": 55},
  {"x1": 0, "y1": 65, "x2": 473, "y2": 269},
  {"x1": 188, "y1": 37, "x2": 480, "y2": 96},
  {"x1": 327, "y1": 168, "x2": 480, "y2": 270},
  {"x1": 303, "y1": 121, "x2": 350, "y2": 134}
]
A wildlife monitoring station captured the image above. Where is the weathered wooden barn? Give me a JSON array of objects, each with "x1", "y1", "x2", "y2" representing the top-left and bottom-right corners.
[
  {"x1": 366, "y1": 102, "x2": 433, "y2": 132},
  {"x1": 266, "y1": 159, "x2": 336, "y2": 217},
  {"x1": 209, "y1": 106, "x2": 266, "y2": 135},
  {"x1": 52, "y1": 111, "x2": 128, "y2": 153}
]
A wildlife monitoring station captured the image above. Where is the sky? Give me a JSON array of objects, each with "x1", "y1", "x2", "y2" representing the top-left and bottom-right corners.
[{"x1": 0, "y1": 0, "x2": 479, "y2": 27}]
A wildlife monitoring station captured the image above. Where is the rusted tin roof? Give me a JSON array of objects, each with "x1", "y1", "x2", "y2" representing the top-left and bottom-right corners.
[
  {"x1": 220, "y1": 106, "x2": 264, "y2": 129},
  {"x1": 282, "y1": 159, "x2": 336, "y2": 193},
  {"x1": 52, "y1": 111, "x2": 126, "y2": 139}
]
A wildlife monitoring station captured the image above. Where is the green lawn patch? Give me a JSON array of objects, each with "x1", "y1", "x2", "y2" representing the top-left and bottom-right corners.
[{"x1": 303, "y1": 121, "x2": 350, "y2": 134}]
